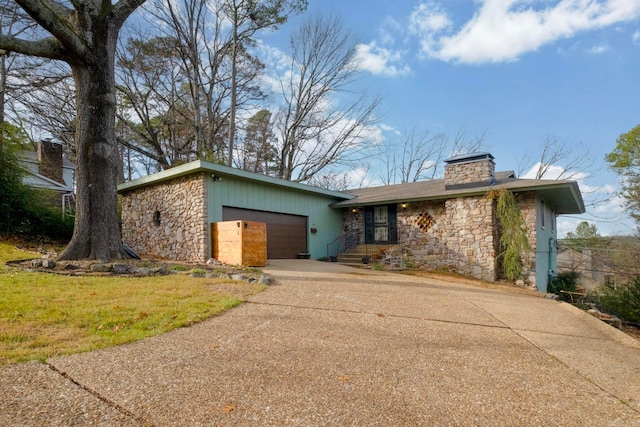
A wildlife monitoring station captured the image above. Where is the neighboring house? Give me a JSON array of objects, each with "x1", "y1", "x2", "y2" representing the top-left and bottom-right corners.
[
  {"x1": 557, "y1": 239, "x2": 640, "y2": 291},
  {"x1": 118, "y1": 152, "x2": 585, "y2": 292},
  {"x1": 20, "y1": 140, "x2": 76, "y2": 213}
]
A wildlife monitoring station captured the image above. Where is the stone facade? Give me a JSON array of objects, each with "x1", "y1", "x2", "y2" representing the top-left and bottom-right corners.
[
  {"x1": 516, "y1": 192, "x2": 538, "y2": 286},
  {"x1": 343, "y1": 157, "x2": 541, "y2": 284},
  {"x1": 396, "y1": 196, "x2": 498, "y2": 281},
  {"x1": 444, "y1": 158, "x2": 495, "y2": 186},
  {"x1": 121, "y1": 173, "x2": 209, "y2": 262}
]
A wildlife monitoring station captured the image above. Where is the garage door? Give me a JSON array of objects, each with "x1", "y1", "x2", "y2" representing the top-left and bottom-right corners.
[{"x1": 222, "y1": 207, "x2": 308, "y2": 259}]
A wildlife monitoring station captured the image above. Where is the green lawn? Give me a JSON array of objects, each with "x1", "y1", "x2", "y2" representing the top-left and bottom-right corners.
[{"x1": 0, "y1": 242, "x2": 265, "y2": 365}]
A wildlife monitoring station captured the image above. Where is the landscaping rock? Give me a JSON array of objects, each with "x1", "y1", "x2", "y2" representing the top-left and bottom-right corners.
[
  {"x1": 231, "y1": 274, "x2": 246, "y2": 281},
  {"x1": 135, "y1": 267, "x2": 151, "y2": 276},
  {"x1": 260, "y1": 276, "x2": 271, "y2": 285},
  {"x1": 112, "y1": 264, "x2": 129, "y2": 274},
  {"x1": 206, "y1": 258, "x2": 222, "y2": 266},
  {"x1": 31, "y1": 259, "x2": 43, "y2": 268},
  {"x1": 90, "y1": 263, "x2": 112, "y2": 273},
  {"x1": 42, "y1": 259, "x2": 56, "y2": 269}
]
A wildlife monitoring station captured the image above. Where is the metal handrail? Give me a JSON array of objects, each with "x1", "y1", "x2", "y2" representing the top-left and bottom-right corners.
[{"x1": 326, "y1": 232, "x2": 358, "y2": 260}]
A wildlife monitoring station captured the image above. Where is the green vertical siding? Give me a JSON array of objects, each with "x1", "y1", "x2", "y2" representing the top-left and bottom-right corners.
[
  {"x1": 207, "y1": 176, "x2": 344, "y2": 259},
  {"x1": 535, "y1": 195, "x2": 558, "y2": 292}
]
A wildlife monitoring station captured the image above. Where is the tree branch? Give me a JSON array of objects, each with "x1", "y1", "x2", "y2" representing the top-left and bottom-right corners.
[
  {"x1": 15, "y1": 0, "x2": 86, "y2": 57},
  {"x1": 0, "y1": 33, "x2": 67, "y2": 60},
  {"x1": 112, "y1": 0, "x2": 148, "y2": 29}
]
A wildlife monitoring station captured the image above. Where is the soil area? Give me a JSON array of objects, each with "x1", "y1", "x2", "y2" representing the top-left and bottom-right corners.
[{"x1": 4, "y1": 241, "x2": 270, "y2": 284}]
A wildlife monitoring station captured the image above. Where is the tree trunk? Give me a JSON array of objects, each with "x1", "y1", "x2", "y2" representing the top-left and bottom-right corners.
[{"x1": 58, "y1": 35, "x2": 126, "y2": 261}]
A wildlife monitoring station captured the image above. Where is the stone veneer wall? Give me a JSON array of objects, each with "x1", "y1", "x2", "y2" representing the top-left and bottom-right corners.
[
  {"x1": 397, "y1": 196, "x2": 498, "y2": 281},
  {"x1": 444, "y1": 159, "x2": 495, "y2": 185},
  {"x1": 121, "y1": 173, "x2": 208, "y2": 262},
  {"x1": 516, "y1": 192, "x2": 538, "y2": 286}
]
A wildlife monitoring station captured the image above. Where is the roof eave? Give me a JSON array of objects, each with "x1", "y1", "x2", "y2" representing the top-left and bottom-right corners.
[
  {"x1": 117, "y1": 160, "x2": 354, "y2": 200},
  {"x1": 332, "y1": 180, "x2": 586, "y2": 214}
]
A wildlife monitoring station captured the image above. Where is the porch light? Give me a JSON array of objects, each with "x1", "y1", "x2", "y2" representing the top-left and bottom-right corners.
[
  {"x1": 351, "y1": 208, "x2": 358, "y2": 213},
  {"x1": 401, "y1": 203, "x2": 408, "y2": 209}
]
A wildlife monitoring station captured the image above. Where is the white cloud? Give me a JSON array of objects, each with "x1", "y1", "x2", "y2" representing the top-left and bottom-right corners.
[
  {"x1": 354, "y1": 42, "x2": 412, "y2": 77},
  {"x1": 410, "y1": 0, "x2": 640, "y2": 63},
  {"x1": 633, "y1": 30, "x2": 640, "y2": 43},
  {"x1": 587, "y1": 44, "x2": 610, "y2": 54}
]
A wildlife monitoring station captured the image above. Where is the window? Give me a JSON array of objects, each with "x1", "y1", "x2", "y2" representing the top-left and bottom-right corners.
[
  {"x1": 551, "y1": 210, "x2": 555, "y2": 232},
  {"x1": 540, "y1": 199, "x2": 545, "y2": 230},
  {"x1": 374, "y1": 206, "x2": 389, "y2": 241}
]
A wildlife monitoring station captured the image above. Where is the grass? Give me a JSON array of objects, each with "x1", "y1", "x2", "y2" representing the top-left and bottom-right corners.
[{"x1": 0, "y1": 242, "x2": 265, "y2": 365}]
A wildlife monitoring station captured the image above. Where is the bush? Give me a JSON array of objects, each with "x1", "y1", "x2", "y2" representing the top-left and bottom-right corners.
[
  {"x1": 598, "y1": 276, "x2": 640, "y2": 324},
  {"x1": 1, "y1": 132, "x2": 74, "y2": 242},
  {"x1": 548, "y1": 271, "x2": 580, "y2": 296}
]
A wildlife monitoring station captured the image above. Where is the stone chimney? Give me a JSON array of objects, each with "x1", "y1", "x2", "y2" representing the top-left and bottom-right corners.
[
  {"x1": 38, "y1": 139, "x2": 64, "y2": 184},
  {"x1": 444, "y1": 152, "x2": 495, "y2": 187},
  {"x1": 444, "y1": 153, "x2": 496, "y2": 186}
]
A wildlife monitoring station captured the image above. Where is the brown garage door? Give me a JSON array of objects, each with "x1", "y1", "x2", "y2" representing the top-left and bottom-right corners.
[{"x1": 222, "y1": 207, "x2": 308, "y2": 259}]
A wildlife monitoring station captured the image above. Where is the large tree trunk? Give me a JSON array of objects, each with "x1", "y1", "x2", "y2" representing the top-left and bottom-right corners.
[{"x1": 58, "y1": 33, "x2": 126, "y2": 261}]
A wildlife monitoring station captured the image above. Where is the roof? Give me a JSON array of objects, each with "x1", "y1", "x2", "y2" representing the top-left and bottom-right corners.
[
  {"x1": 117, "y1": 160, "x2": 354, "y2": 201},
  {"x1": 332, "y1": 170, "x2": 585, "y2": 214}
]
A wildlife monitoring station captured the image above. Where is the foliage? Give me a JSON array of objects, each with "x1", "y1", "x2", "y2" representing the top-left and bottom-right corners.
[
  {"x1": 490, "y1": 189, "x2": 530, "y2": 281},
  {"x1": 548, "y1": 271, "x2": 580, "y2": 296},
  {"x1": 598, "y1": 276, "x2": 640, "y2": 324},
  {"x1": 238, "y1": 109, "x2": 278, "y2": 174},
  {"x1": 564, "y1": 221, "x2": 602, "y2": 251},
  {"x1": 0, "y1": 242, "x2": 266, "y2": 364},
  {"x1": 605, "y1": 124, "x2": 640, "y2": 229},
  {"x1": 0, "y1": 126, "x2": 73, "y2": 241}
]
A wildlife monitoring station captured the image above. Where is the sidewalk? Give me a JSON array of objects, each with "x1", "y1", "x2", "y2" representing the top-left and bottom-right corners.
[{"x1": 2, "y1": 260, "x2": 639, "y2": 426}]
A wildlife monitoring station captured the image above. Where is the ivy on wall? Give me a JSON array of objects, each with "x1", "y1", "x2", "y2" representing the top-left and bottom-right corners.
[{"x1": 487, "y1": 189, "x2": 530, "y2": 281}]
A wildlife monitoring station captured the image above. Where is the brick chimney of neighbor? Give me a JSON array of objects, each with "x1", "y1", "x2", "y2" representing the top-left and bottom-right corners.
[
  {"x1": 444, "y1": 152, "x2": 495, "y2": 187},
  {"x1": 38, "y1": 139, "x2": 64, "y2": 184}
]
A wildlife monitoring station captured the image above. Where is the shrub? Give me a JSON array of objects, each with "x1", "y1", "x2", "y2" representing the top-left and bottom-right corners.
[
  {"x1": 598, "y1": 276, "x2": 640, "y2": 324},
  {"x1": 548, "y1": 271, "x2": 580, "y2": 295},
  {"x1": 1, "y1": 130, "x2": 74, "y2": 242}
]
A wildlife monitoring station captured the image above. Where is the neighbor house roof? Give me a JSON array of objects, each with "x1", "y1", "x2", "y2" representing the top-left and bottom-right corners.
[
  {"x1": 333, "y1": 171, "x2": 585, "y2": 214},
  {"x1": 117, "y1": 160, "x2": 354, "y2": 201}
]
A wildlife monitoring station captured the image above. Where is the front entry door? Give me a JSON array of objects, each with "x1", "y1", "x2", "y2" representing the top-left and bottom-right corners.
[{"x1": 364, "y1": 205, "x2": 397, "y2": 244}]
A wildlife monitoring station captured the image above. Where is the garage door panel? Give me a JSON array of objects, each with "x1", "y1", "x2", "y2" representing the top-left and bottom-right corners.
[{"x1": 222, "y1": 207, "x2": 307, "y2": 259}]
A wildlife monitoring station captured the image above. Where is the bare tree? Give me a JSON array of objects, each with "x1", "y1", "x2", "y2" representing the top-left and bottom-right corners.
[
  {"x1": 275, "y1": 13, "x2": 381, "y2": 182},
  {"x1": 221, "y1": 0, "x2": 307, "y2": 166},
  {"x1": 378, "y1": 126, "x2": 485, "y2": 185},
  {"x1": 138, "y1": 0, "x2": 276, "y2": 165},
  {"x1": 517, "y1": 136, "x2": 597, "y2": 180},
  {"x1": 0, "y1": 0, "x2": 146, "y2": 261}
]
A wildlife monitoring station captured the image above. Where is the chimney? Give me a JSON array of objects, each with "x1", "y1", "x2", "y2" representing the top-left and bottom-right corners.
[
  {"x1": 444, "y1": 152, "x2": 495, "y2": 188},
  {"x1": 38, "y1": 139, "x2": 64, "y2": 184}
]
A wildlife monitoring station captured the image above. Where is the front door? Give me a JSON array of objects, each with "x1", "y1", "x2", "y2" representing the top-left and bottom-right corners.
[{"x1": 364, "y1": 205, "x2": 397, "y2": 244}]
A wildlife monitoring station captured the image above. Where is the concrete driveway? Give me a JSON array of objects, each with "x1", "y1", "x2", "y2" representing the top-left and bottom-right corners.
[{"x1": 2, "y1": 260, "x2": 640, "y2": 426}]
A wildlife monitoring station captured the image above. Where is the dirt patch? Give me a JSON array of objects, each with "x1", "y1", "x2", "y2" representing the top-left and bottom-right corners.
[{"x1": 6, "y1": 252, "x2": 270, "y2": 284}]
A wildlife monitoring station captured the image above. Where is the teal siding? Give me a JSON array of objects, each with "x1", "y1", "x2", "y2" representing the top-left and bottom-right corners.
[
  {"x1": 207, "y1": 176, "x2": 344, "y2": 259},
  {"x1": 535, "y1": 195, "x2": 558, "y2": 292}
]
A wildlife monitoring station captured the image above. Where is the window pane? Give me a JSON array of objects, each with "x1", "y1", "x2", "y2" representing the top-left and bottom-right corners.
[
  {"x1": 374, "y1": 225, "x2": 388, "y2": 241},
  {"x1": 374, "y1": 206, "x2": 388, "y2": 224}
]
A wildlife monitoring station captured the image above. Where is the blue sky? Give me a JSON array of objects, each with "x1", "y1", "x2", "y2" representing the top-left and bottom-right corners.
[{"x1": 256, "y1": 0, "x2": 640, "y2": 237}]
